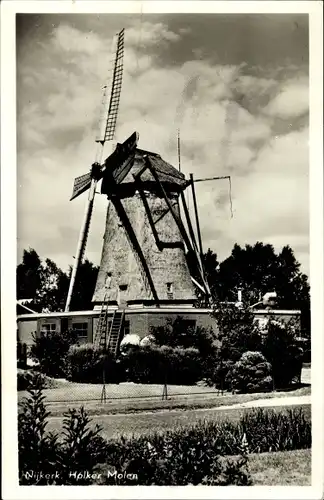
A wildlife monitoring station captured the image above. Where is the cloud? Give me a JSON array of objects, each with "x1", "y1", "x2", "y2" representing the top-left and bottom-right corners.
[
  {"x1": 17, "y1": 18, "x2": 309, "y2": 278},
  {"x1": 262, "y1": 77, "x2": 309, "y2": 119}
]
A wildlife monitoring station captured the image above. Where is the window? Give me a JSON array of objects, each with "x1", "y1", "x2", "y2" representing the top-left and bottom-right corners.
[
  {"x1": 40, "y1": 323, "x2": 57, "y2": 334},
  {"x1": 166, "y1": 282, "x2": 174, "y2": 299},
  {"x1": 72, "y1": 322, "x2": 88, "y2": 338}
]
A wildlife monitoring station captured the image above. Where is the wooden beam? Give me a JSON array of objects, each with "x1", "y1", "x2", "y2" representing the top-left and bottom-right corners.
[
  {"x1": 133, "y1": 176, "x2": 163, "y2": 251},
  {"x1": 180, "y1": 191, "x2": 200, "y2": 255},
  {"x1": 190, "y1": 173, "x2": 204, "y2": 260},
  {"x1": 144, "y1": 157, "x2": 210, "y2": 297},
  {"x1": 180, "y1": 192, "x2": 205, "y2": 273}
]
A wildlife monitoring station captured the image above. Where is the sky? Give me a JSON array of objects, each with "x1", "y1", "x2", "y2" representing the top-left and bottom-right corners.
[{"x1": 16, "y1": 12, "x2": 310, "y2": 276}]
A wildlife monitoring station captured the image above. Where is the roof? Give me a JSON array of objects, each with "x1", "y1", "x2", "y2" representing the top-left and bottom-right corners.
[{"x1": 121, "y1": 148, "x2": 188, "y2": 190}]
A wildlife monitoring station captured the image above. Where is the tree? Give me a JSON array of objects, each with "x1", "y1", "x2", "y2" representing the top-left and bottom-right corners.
[
  {"x1": 30, "y1": 329, "x2": 78, "y2": 378},
  {"x1": 68, "y1": 259, "x2": 99, "y2": 311},
  {"x1": 212, "y1": 303, "x2": 262, "y2": 362},
  {"x1": 202, "y1": 248, "x2": 219, "y2": 299},
  {"x1": 37, "y1": 258, "x2": 69, "y2": 312},
  {"x1": 214, "y1": 243, "x2": 310, "y2": 336},
  {"x1": 261, "y1": 318, "x2": 304, "y2": 389},
  {"x1": 226, "y1": 351, "x2": 273, "y2": 394},
  {"x1": 17, "y1": 249, "x2": 42, "y2": 301},
  {"x1": 17, "y1": 250, "x2": 99, "y2": 312}
]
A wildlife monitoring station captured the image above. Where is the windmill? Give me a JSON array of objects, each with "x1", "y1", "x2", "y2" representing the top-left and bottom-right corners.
[
  {"x1": 65, "y1": 28, "x2": 237, "y2": 356},
  {"x1": 64, "y1": 28, "x2": 125, "y2": 312}
]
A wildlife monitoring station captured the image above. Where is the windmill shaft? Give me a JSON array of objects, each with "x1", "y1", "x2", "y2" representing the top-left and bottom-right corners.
[{"x1": 65, "y1": 180, "x2": 97, "y2": 312}]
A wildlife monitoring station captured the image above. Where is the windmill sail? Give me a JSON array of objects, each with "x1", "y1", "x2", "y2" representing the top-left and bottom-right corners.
[
  {"x1": 70, "y1": 172, "x2": 92, "y2": 201},
  {"x1": 96, "y1": 28, "x2": 125, "y2": 143},
  {"x1": 65, "y1": 28, "x2": 125, "y2": 312}
]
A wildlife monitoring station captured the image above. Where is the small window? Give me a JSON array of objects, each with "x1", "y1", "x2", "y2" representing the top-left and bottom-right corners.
[
  {"x1": 119, "y1": 284, "x2": 128, "y2": 292},
  {"x1": 41, "y1": 323, "x2": 57, "y2": 334},
  {"x1": 72, "y1": 322, "x2": 88, "y2": 338},
  {"x1": 166, "y1": 282, "x2": 174, "y2": 299}
]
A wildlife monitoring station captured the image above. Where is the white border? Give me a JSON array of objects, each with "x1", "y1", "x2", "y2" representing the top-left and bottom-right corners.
[{"x1": 1, "y1": 2, "x2": 323, "y2": 499}]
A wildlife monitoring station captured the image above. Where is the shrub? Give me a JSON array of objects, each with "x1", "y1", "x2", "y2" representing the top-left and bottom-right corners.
[
  {"x1": 66, "y1": 344, "x2": 121, "y2": 384},
  {"x1": 121, "y1": 345, "x2": 202, "y2": 385},
  {"x1": 202, "y1": 355, "x2": 235, "y2": 391},
  {"x1": 150, "y1": 316, "x2": 216, "y2": 356},
  {"x1": 30, "y1": 329, "x2": 78, "y2": 378},
  {"x1": 17, "y1": 368, "x2": 56, "y2": 391},
  {"x1": 239, "y1": 407, "x2": 311, "y2": 453},
  {"x1": 212, "y1": 303, "x2": 263, "y2": 362},
  {"x1": 261, "y1": 319, "x2": 304, "y2": 388},
  {"x1": 18, "y1": 379, "x2": 107, "y2": 485},
  {"x1": 226, "y1": 351, "x2": 273, "y2": 393},
  {"x1": 18, "y1": 378, "x2": 60, "y2": 484}
]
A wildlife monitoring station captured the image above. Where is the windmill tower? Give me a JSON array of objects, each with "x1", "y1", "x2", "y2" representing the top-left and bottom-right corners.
[{"x1": 92, "y1": 145, "x2": 209, "y2": 309}]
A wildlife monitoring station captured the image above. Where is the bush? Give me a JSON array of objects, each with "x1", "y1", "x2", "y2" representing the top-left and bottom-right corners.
[
  {"x1": 17, "y1": 368, "x2": 56, "y2": 391},
  {"x1": 30, "y1": 329, "x2": 78, "y2": 378},
  {"x1": 202, "y1": 355, "x2": 235, "y2": 391},
  {"x1": 121, "y1": 345, "x2": 202, "y2": 385},
  {"x1": 18, "y1": 383, "x2": 106, "y2": 485},
  {"x1": 261, "y1": 319, "x2": 304, "y2": 388},
  {"x1": 18, "y1": 379, "x2": 61, "y2": 484},
  {"x1": 239, "y1": 407, "x2": 311, "y2": 453},
  {"x1": 150, "y1": 316, "x2": 217, "y2": 356},
  {"x1": 226, "y1": 351, "x2": 273, "y2": 393},
  {"x1": 66, "y1": 344, "x2": 121, "y2": 384},
  {"x1": 213, "y1": 303, "x2": 263, "y2": 362}
]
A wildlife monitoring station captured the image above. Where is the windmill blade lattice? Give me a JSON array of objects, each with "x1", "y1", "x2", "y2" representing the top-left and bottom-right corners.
[
  {"x1": 65, "y1": 28, "x2": 125, "y2": 312},
  {"x1": 96, "y1": 28, "x2": 125, "y2": 143}
]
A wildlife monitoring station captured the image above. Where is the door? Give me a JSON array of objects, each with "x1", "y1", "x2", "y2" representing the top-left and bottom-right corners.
[{"x1": 117, "y1": 284, "x2": 128, "y2": 308}]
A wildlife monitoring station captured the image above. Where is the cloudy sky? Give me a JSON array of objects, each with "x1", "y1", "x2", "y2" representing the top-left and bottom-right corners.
[{"x1": 16, "y1": 12, "x2": 309, "y2": 276}]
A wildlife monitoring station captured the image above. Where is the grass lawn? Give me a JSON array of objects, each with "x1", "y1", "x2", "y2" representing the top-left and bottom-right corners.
[
  {"x1": 18, "y1": 376, "x2": 311, "y2": 417},
  {"x1": 45, "y1": 403, "x2": 311, "y2": 441},
  {"x1": 249, "y1": 448, "x2": 311, "y2": 485}
]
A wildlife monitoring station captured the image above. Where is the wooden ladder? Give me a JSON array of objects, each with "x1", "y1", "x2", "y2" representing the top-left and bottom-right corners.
[
  {"x1": 106, "y1": 309, "x2": 125, "y2": 356},
  {"x1": 94, "y1": 291, "x2": 110, "y2": 348}
]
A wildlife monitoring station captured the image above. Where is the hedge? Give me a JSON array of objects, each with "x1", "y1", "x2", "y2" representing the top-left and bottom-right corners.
[
  {"x1": 121, "y1": 345, "x2": 202, "y2": 385},
  {"x1": 65, "y1": 344, "x2": 121, "y2": 383}
]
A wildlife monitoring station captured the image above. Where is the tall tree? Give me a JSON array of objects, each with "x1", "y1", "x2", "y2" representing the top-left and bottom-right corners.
[
  {"x1": 17, "y1": 250, "x2": 98, "y2": 312},
  {"x1": 214, "y1": 242, "x2": 310, "y2": 335},
  {"x1": 202, "y1": 248, "x2": 219, "y2": 298},
  {"x1": 216, "y1": 242, "x2": 279, "y2": 304},
  {"x1": 17, "y1": 248, "x2": 42, "y2": 301},
  {"x1": 68, "y1": 259, "x2": 99, "y2": 311},
  {"x1": 37, "y1": 258, "x2": 69, "y2": 312}
]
